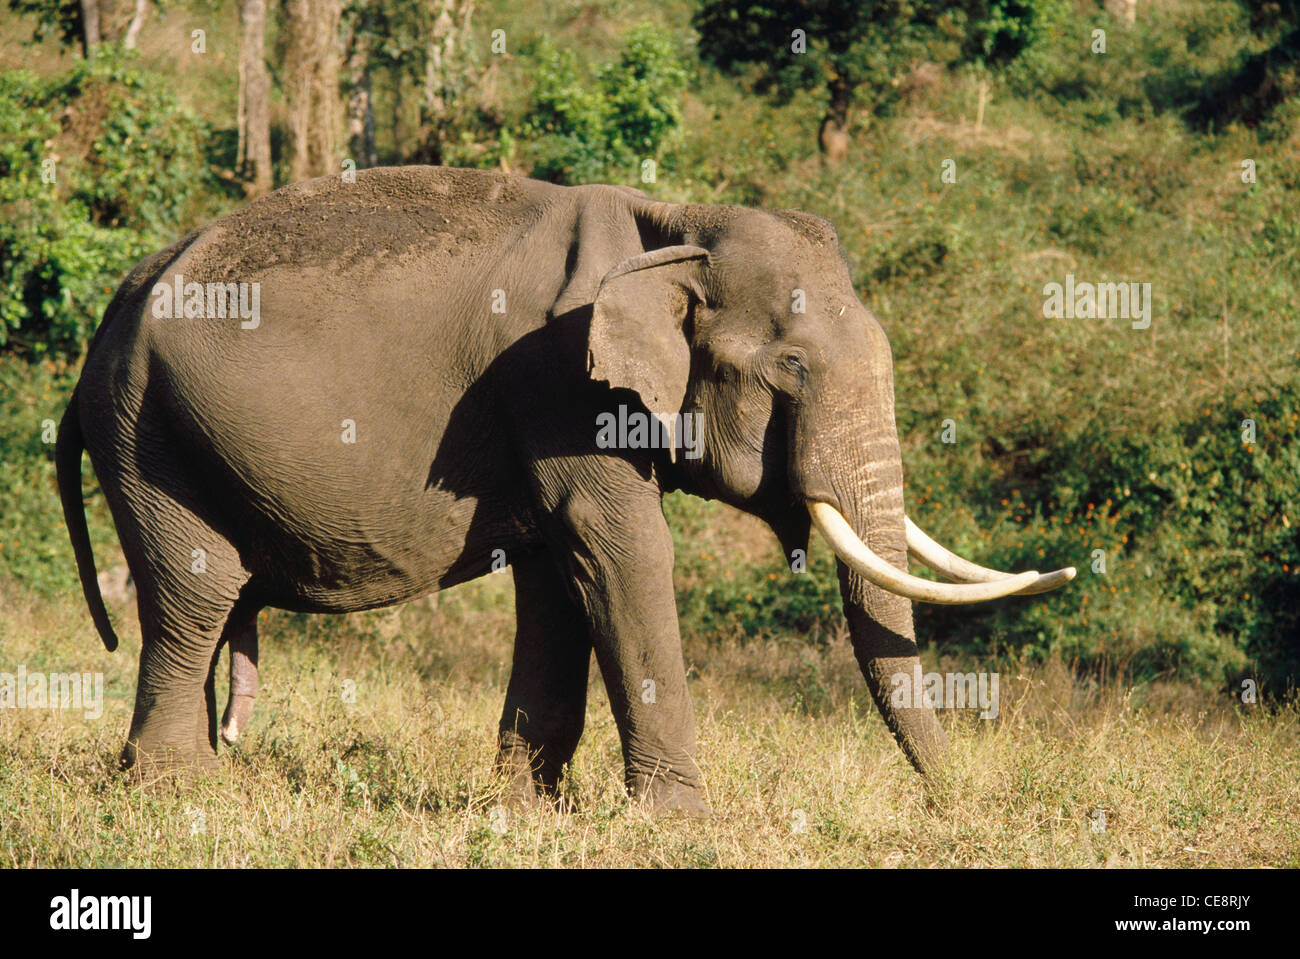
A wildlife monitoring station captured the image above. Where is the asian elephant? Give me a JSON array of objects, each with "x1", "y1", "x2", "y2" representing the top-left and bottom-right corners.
[{"x1": 57, "y1": 166, "x2": 1073, "y2": 816}]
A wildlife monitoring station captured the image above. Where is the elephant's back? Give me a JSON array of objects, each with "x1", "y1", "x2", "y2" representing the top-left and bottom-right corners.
[{"x1": 182, "y1": 166, "x2": 553, "y2": 285}]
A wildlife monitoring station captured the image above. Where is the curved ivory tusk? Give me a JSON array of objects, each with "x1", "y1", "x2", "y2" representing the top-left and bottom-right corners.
[
  {"x1": 808, "y1": 502, "x2": 1039, "y2": 604},
  {"x1": 905, "y1": 516, "x2": 1076, "y2": 596}
]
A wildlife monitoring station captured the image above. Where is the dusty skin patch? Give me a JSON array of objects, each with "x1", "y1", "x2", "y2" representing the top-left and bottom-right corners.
[{"x1": 179, "y1": 167, "x2": 544, "y2": 283}]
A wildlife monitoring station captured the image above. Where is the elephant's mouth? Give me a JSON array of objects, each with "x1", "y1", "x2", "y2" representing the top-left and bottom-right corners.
[{"x1": 806, "y1": 501, "x2": 1076, "y2": 605}]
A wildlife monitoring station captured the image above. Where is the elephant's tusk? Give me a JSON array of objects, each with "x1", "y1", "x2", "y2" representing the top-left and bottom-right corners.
[
  {"x1": 904, "y1": 516, "x2": 1076, "y2": 596},
  {"x1": 808, "y1": 502, "x2": 1039, "y2": 604}
]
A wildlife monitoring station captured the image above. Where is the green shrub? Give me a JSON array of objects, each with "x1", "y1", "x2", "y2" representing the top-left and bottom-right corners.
[
  {"x1": 0, "y1": 53, "x2": 213, "y2": 358},
  {"x1": 524, "y1": 22, "x2": 688, "y2": 184}
]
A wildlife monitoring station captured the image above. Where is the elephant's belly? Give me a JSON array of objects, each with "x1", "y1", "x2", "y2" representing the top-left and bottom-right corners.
[{"x1": 241, "y1": 483, "x2": 540, "y2": 613}]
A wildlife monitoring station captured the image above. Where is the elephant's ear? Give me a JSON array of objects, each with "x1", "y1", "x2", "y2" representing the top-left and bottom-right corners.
[{"x1": 587, "y1": 245, "x2": 709, "y2": 420}]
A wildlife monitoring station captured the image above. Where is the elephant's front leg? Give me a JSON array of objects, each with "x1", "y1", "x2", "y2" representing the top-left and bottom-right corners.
[
  {"x1": 497, "y1": 551, "x2": 593, "y2": 804},
  {"x1": 546, "y1": 483, "x2": 710, "y2": 818}
]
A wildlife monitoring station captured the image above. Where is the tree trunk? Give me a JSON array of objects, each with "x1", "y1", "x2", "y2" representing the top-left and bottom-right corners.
[
  {"x1": 1104, "y1": 0, "x2": 1137, "y2": 29},
  {"x1": 80, "y1": 0, "x2": 101, "y2": 58},
  {"x1": 284, "y1": 0, "x2": 344, "y2": 182},
  {"x1": 414, "y1": 0, "x2": 476, "y2": 164},
  {"x1": 344, "y1": 7, "x2": 377, "y2": 169},
  {"x1": 239, "y1": 0, "x2": 274, "y2": 196},
  {"x1": 122, "y1": 0, "x2": 147, "y2": 49},
  {"x1": 818, "y1": 74, "x2": 851, "y2": 166}
]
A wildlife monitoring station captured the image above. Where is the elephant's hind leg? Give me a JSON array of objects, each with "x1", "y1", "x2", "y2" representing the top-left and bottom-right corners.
[
  {"x1": 112, "y1": 482, "x2": 251, "y2": 778},
  {"x1": 497, "y1": 550, "x2": 593, "y2": 806}
]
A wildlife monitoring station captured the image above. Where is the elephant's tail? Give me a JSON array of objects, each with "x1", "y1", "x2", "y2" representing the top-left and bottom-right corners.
[{"x1": 56, "y1": 390, "x2": 119, "y2": 652}]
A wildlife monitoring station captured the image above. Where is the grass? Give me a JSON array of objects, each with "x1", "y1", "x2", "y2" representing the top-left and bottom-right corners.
[{"x1": 2, "y1": 543, "x2": 1296, "y2": 868}]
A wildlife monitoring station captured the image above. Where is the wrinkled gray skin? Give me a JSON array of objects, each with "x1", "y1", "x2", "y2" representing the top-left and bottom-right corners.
[{"x1": 58, "y1": 166, "x2": 948, "y2": 815}]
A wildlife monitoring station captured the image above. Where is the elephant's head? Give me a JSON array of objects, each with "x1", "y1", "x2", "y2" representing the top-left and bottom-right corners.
[{"x1": 587, "y1": 201, "x2": 1074, "y2": 778}]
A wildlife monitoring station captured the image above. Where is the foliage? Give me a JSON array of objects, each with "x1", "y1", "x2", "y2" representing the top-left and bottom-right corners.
[
  {"x1": 0, "y1": 54, "x2": 214, "y2": 357},
  {"x1": 5, "y1": 0, "x2": 83, "y2": 51},
  {"x1": 0, "y1": 358, "x2": 92, "y2": 596},
  {"x1": 1189, "y1": 0, "x2": 1300, "y2": 126},
  {"x1": 694, "y1": 0, "x2": 1054, "y2": 117},
  {"x1": 524, "y1": 22, "x2": 689, "y2": 184}
]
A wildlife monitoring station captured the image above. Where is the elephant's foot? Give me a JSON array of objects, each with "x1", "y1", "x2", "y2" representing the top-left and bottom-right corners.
[
  {"x1": 220, "y1": 693, "x2": 256, "y2": 745},
  {"x1": 121, "y1": 686, "x2": 219, "y2": 782},
  {"x1": 495, "y1": 734, "x2": 574, "y2": 812},
  {"x1": 627, "y1": 771, "x2": 712, "y2": 819},
  {"x1": 119, "y1": 737, "x2": 219, "y2": 783}
]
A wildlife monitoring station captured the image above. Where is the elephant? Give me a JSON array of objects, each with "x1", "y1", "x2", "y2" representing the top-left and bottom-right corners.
[{"x1": 56, "y1": 165, "x2": 1074, "y2": 816}]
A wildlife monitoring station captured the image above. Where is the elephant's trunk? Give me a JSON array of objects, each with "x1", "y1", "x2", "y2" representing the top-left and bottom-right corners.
[
  {"x1": 788, "y1": 329, "x2": 948, "y2": 779},
  {"x1": 836, "y1": 504, "x2": 949, "y2": 779},
  {"x1": 793, "y1": 455, "x2": 951, "y2": 776},
  {"x1": 825, "y1": 445, "x2": 948, "y2": 779}
]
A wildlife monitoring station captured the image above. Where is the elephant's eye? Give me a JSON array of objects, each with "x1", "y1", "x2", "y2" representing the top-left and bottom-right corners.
[
  {"x1": 778, "y1": 352, "x2": 809, "y2": 388},
  {"x1": 780, "y1": 353, "x2": 807, "y2": 377}
]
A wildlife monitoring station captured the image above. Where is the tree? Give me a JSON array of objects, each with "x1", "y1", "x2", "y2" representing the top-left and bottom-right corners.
[
  {"x1": 1190, "y1": 0, "x2": 1300, "y2": 127},
  {"x1": 7, "y1": 0, "x2": 150, "y2": 57},
  {"x1": 694, "y1": 0, "x2": 1045, "y2": 162},
  {"x1": 0, "y1": 59, "x2": 211, "y2": 355},
  {"x1": 122, "y1": 0, "x2": 147, "y2": 50},
  {"x1": 410, "y1": 0, "x2": 479, "y2": 164},
  {"x1": 525, "y1": 23, "x2": 689, "y2": 184},
  {"x1": 79, "y1": 0, "x2": 99, "y2": 57},
  {"x1": 342, "y1": 0, "x2": 378, "y2": 169},
  {"x1": 281, "y1": 0, "x2": 343, "y2": 182},
  {"x1": 238, "y1": 0, "x2": 273, "y2": 195}
]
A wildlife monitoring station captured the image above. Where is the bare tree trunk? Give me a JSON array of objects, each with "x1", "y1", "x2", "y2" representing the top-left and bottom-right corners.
[
  {"x1": 122, "y1": 0, "x2": 148, "y2": 48},
  {"x1": 1104, "y1": 0, "x2": 1137, "y2": 29},
  {"x1": 414, "y1": 0, "x2": 476, "y2": 164},
  {"x1": 284, "y1": 0, "x2": 344, "y2": 182},
  {"x1": 817, "y1": 74, "x2": 850, "y2": 166},
  {"x1": 344, "y1": 8, "x2": 377, "y2": 168},
  {"x1": 80, "y1": 0, "x2": 102, "y2": 58},
  {"x1": 392, "y1": 71, "x2": 404, "y2": 157},
  {"x1": 239, "y1": 0, "x2": 273, "y2": 196},
  {"x1": 237, "y1": 56, "x2": 246, "y2": 175},
  {"x1": 91, "y1": 0, "x2": 135, "y2": 47},
  {"x1": 284, "y1": 0, "x2": 312, "y2": 180}
]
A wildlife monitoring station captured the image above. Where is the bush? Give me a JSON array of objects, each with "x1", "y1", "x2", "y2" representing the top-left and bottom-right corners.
[
  {"x1": 0, "y1": 53, "x2": 214, "y2": 358},
  {"x1": 524, "y1": 22, "x2": 688, "y2": 184}
]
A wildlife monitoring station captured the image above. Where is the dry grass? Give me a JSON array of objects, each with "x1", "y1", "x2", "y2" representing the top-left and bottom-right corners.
[{"x1": 2, "y1": 575, "x2": 1295, "y2": 868}]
